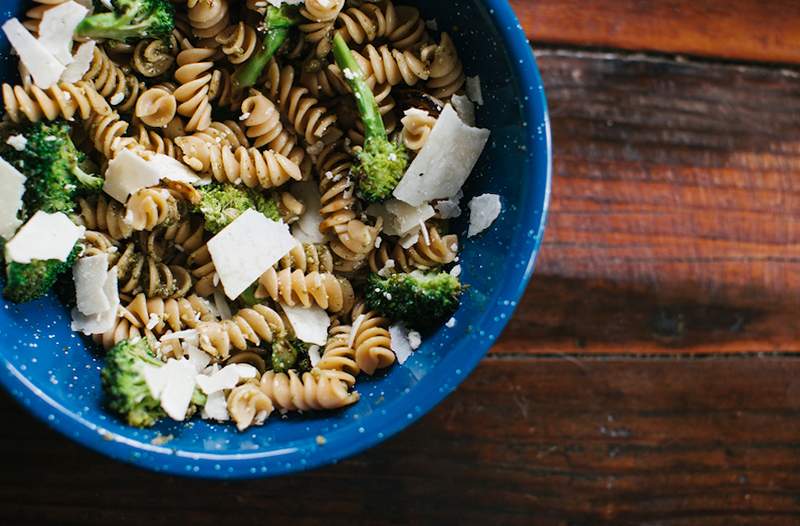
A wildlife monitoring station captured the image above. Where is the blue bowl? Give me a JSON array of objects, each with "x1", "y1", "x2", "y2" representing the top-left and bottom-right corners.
[{"x1": 0, "y1": 0, "x2": 551, "y2": 478}]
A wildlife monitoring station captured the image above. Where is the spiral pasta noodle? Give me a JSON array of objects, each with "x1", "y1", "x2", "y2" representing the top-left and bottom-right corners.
[
  {"x1": 121, "y1": 293, "x2": 215, "y2": 337},
  {"x1": 174, "y1": 44, "x2": 219, "y2": 132},
  {"x1": 114, "y1": 243, "x2": 194, "y2": 300},
  {"x1": 196, "y1": 304, "x2": 287, "y2": 359},
  {"x1": 187, "y1": 0, "x2": 230, "y2": 40},
  {"x1": 2, "y1": 81, "x2": 110, "y2": 123},
  {"x1": 265, "y1": 60, "x2": 340, "y2": 145},
  {"x1": 259, "y1": 369, "x2": 359, "y2": 412},
  {"x1": 77, "y1": 194, "x2": 133, "y2": 241},
  {"x1": 125, "y1": 188, "x2": 181, "y2": 232},
  {"x1": 135, "y1": 86, "x2": 177, "y2": 128},
  {"x1": 276, "y1": 191, "x2": 306, "y2": 225},
  {"x1": 173, "y1": 139, "x2": 302, "y2": 189},
  {"x1": 299, "y1": 0, "x2": 345, "y2": 58},
  {"x1": 317, "y1": 324, "x2": 358, "y2": 386},
  {"x1": 82, "y1": 230, "x2": 121, "y2": 262},
  {"x1": 239, "y1": 89, "x2": 306, "y2": 172},
  {"x1": 227, "y1": 382, "x2": 274, "y2": 431},
  {"x1": 86, "y1": 111, "x2": 136, "y2": 159},
  {"x1": 369, "y1": 224, "x2": 459, "y2": 273},
  {"x1": 132, "y1": 125, "x2": 182, "y2": 160},
  {"x1": 335, "y1": 1, "x2": 399, "y2": 46},
  {"x1": 427, "y1": 33, "x2": 466, "y2": 99},
  {"x1": 84, "y1": 47, "x2": 145, "y2": 113},
  {"x1": 355, "y1": 44, "x2": 431, "y2": 88},
  {"x1": 400, "y1": 108, "x2": 437, "y2": 152},
  {"x1": 350, "y1": 302, "x2": 395, "y2": 375},
  {"x1": 216, "y1": 22, "x2": 258, "y2": 64},
  {"x1": 132, "y1": 35, "x2": 178, "y2": 78},
  {"x1": 256, "y1": 268, "x2": 354, "y2": 313},
  {"x1": 277, "y1": 243, "x2": 334, "y2": 274}
]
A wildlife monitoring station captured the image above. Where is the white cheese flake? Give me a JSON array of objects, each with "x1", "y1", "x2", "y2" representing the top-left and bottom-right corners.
[
  {"x1": 109, "y1": 92, "x2": 124, "y2": 106},
  {"x1": 408, "y1": 330, "x2": 422, "y2": 350},
  {"x1": 467, "y1": 193, "x2": 502, "y2": 237},
  {"x1": 5, "y1": 134, "x2": 27, "y2": 151},
  {"x1": 208, "y1": 210, "x2": 297, "y2": 299},
  {"x1": 389, "y1": 324, "x2": 414, "y2": 365},
  {"x1": 290, "y1": 181, "x2": 327, "y2": 243},
  {"x1": 0, "y1": 156, "x2": 26, "y2": 239},
  {"x1": 70, "y1": 267, "x2": 119, "y2": 335},
  {"x1": 434, "y1": 190, "x2": 463, "y2": 219},
  {"x1": 103, "y1": 149, "x2": 162, "y2": 203},
  {"x1": 147, "y1": 153, "x2": 203, "y2": 184},
  {"x1": 2, "y1": 18, "x2": 65, "y2": 89},
  {"x1": 38, "y1": 1, "x2": 89, "y2": 65},
  {"x1": 5, "y1": 211, "x2": 84, "y2": 263},
  {"x1": 282, "y1": 304, "x2": 330, "y2": 346},
  {"x1": 201, "y1": 391, "x2": 229, "y2": 421},
  {"x1": 308, "y1": 345, "x2": 322, "y2": 367},
  {"x1": 394, "y1": 104, "x2": 490, "y2": 206},
  {"x1": 158, "y1": 359, "x2": 198, "y2": 421},
  {"x1": 73, "y1": 254, "x2": 110, "y2": 315},
  {"x1": 445, "y1": 317, "x2": 456, "y2": 328},
  {"x1": 466, "y1": 75, "x2": 484, "y2": 106},
  {"x1": 184, "y1": 342, "x2": 212, "y2": 373},
  {"x1": 267, "y1": 0, "x2": 304, "y2": 7},
  {"x1": 366, "y1": 200, "x2": 435, "y2": 236},
  {"x1": 399, "y1": 231, "x2": 420, "y2": 249},
  {"x1": 213, "y1": 289, "x2": 232, "y2": 320},
  {"x1": 196, "y1": 363, "x2": 257, "y2": 394},
  {"x1": 451, "y1": 94, "x2": 476, "y2": 127},
  {"x1": 61, "y1": 41, "x2": 95, "y2": 83}
]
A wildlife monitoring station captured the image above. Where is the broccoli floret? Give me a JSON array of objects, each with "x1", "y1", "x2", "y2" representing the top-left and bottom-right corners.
[
  {"x1": 3, "y1": 244, "x2": 81, "y2": 303},
  {"x1": 270, "y1": 338, "x2": 309, "y2": 374},
  {"x1": 100, "y1": 339, "x2": 165, "y2": 428},
  {"x1": 332, "y1": 33, "x2": 409, "y2": 203},
  {"x1": 194, "y1": 183, "x2": 281, "y2": 234},
  {"x1": 2, "y1": 121, "x2": 103, "y2": 216},
  {"x1": 365, "y1": 271, "x2": 462, "y2": 329},
  {"x1": 234, "y1": 5, "x2": 300, "y2": 88},
  {"x1": 76, "y1": 0, "x2": 174, "y2": 42}
]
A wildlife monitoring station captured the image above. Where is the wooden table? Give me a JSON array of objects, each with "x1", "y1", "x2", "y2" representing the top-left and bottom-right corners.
[{"x1": 4, "y1": 2, "x2": 800, "y2": 524}]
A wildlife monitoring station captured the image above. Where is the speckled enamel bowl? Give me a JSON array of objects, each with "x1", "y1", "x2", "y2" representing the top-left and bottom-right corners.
[{"x1": 0, "y1": 0, "x2": 551, "y2": 478}]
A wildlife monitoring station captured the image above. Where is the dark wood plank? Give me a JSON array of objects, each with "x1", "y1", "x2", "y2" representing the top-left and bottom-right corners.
[
  {"x1": 534, "y1": 50, "x2": 800, "y2": 317},
  {"x1": 514, "y1": 0, "x2": 800, "y2": 64},
  {"x1": 3, "y1": 356, "x2": 800, "y2": 525}
]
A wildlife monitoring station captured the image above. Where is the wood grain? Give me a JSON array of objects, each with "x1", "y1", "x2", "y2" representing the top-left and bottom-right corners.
[
  {"x1": 535, "y1": 50, "x2": 800, "y2": 313},
  {"x1": 4, "y1": 357, "x2": 800, "y2": 525},
  {"x1": 513, "y1": 0, "x2": 800, "y2": 64}
]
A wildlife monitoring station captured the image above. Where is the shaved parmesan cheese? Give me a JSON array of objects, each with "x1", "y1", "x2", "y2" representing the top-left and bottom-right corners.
[
  {"x1": 148, "y1": 153, "x2": 203, "y2": 184},
  {"x1": 282, "y1": 304, "x2": 330, "y2": 346},
  {"x1": 308, "y1": 345, "x2": 321, "y2": 367},
  {"x1": 196, "y1": 364, "x2": 257, "y2": 394},
  {"x1": 103, "y1": 149, "x2": 162, "y2": 203},
  {"x1": 142, "y1": 364, "x2": 168, "y2": 400},
  {"x1": 38, "y1": 1, "x2": 88, "y2": 65},
  {"x1": 5, "y1": 211, "x2": 84, "y2": 263},
  {"x1": 348, "y1": 314, "x2": 365, "y2": 349},
  {"x1": 201, "y1": 391, "x2": 229, "y2": 421},
  {"x1": 0, "y1": 156, "x2": 26, "y2": 239},
  {"x1": 466, "y1": 76, "x2": 484, "y2": 106},
  {"x1": 290, "y1": 181, "x2": 327, "y2": 243},
  {"x1": 394, "y1": 104, "x2": 490, "y2": 206},
  {"x1": 184, "y1": 342, "x2": 212, "y2": 373},
  {"x1": 366, "y1": 200, "x2": 435, "y2": 236},
  {"x1": 399, "y1": 231, "x2": 420, "y2": 249},
  {"x1": 70, "y1": 267, "x2": 119, "y2": 335},
  {"x1": 2, "y1": 19, "x2": 65, "y2": 89},
  {"x1": 5, "y1": 134, "x2": 27, "y2": 151},
  {"x1": 389, "y1": 324, "x2": 414, "y2": 365},
  {"x1": 213, "y1": 289, "x2": 232, "y2": 320},
  {"x1": 468, "y1": 193, "x2": 502, "y2": 237},
  {"x1": 267, "y1": 0, "x2": 304, "y2": 7},
  {"x1": 158, "y1": 359, "x2": 198, "y2": 421},
  {"x1": 408, "y1": 330, "x2": 422, "y2": 350},
  {"x1": 208, "y1": 210, "x2": 297, "y2": 299},
  {"x1": 434, "y1": 190, "x2": 463, "y2": 219},
  {"x1": 73, "y1": 254, "x2": 110, "y2": 315},
  {"x1": 61, "y1": 41, "x2": 95, "y2": 83},
  {"x1": 451, "y1": 94, "x2": 476, "y2": 126}
]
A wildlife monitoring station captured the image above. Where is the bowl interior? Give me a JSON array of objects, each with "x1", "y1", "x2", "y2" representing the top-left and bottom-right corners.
[{"x1": 0, "y1": 0, "x2": 550, "y2": 478}]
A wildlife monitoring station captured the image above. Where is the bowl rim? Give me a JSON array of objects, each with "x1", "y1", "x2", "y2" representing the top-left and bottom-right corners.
[{"x1": 0, "y1": 0, "x2": 552, "y2": 479}]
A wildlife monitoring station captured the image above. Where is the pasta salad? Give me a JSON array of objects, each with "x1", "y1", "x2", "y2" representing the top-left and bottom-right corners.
[{"x1": 0, "y1": 0, "x2": 500, "y2": 432}]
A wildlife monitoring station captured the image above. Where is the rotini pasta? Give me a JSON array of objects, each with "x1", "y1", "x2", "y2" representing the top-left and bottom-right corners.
[
  {"x1": 135, "y1": 86, "x2": 177, "y2": 128},
  {"x1": 121, "y1": 293, "x2": 215, "y2": 337},
  {"x1": 350, "y1": 302, "x2": 395, "y2": 375},
  {"x1": 77, "y1": 194, "x2": 133, "y2": 241},
  {"x1": 369, "y1": 224, "x2": 459, "y2": 273},
  {"x1": 216, "y1": 22, "x2": 258, "y2": 64},
  {"x1": 132, "y1": 36, "x2": 178, "y2": 78},
  {"x1": 256, "y1": 268, "x2": 355, "y2": 313},
  {"x1": 2, "y1": 81, "x2": 110, "y2": 123},
  {"x1": 86, "y1": 111, "x2": 135, "y2": 159},
  {"x1": 196, "y1": 304, "x2": 287, "y2": 359},
  {"x1": 427, "y1": 33, "x2": 466, "y2": 99},
  {"x1": 240, "y1": 89, "x2": 306, "y2": 167},
  {"x1": 84, "y1": 46, "x2": 145, "y2": 113},
  {"x1": 187, "y1": 0, "x2": 230, "y2": 40},
  {"x1": 173, "y1": 43, "x2": 219, "y2": 132},
  {"x1": 317, "y1": 323, "x2": 358, "y2": 386},
  {"x1": 400, "y1": 108, "x2": 436, "y2": 152},
  {"x1": 259, "y1": 369, "x2": 359, "y2": 412},
  {"x1": 125, "y1": 188, "x2": 181, "y2": 232},
  {"x1": 227, "y1": 382, "x2": 273, "y2": 431},
  {"x1": 277, "y1": 243, "x2": 334, "y2": 274},
  {"x1": 132, "y1": 124, "x2": 182, "y2": 159},
  {"x1": 299, "y1": 0, "x2": 345, "y2": 58}
]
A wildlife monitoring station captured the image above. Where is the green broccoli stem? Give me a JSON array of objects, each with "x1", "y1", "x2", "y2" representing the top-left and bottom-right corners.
[
  {"x1": 332, "y1": 33, "x2": 386, "y2": 140},
  {"x1": 234, "y1": 6, "x2": 299, "y2": 89}
]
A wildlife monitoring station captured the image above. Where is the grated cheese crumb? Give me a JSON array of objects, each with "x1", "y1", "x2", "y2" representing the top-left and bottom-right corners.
[
  {"x1": 408, "y1": 330, "x2": 421, "y2": 350},
  {"x1": 6, "y1": 134, "x2": 27, "y2": 151},
  {"x1": 450, "y1": 264, "x2": 461, "y2": 277},
  {"x1": 109, "y1": 92, "x2": 124, "y2": 105},
  {"x1": 445, "y1": 317, "x2": 456, "y2": 328}
]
